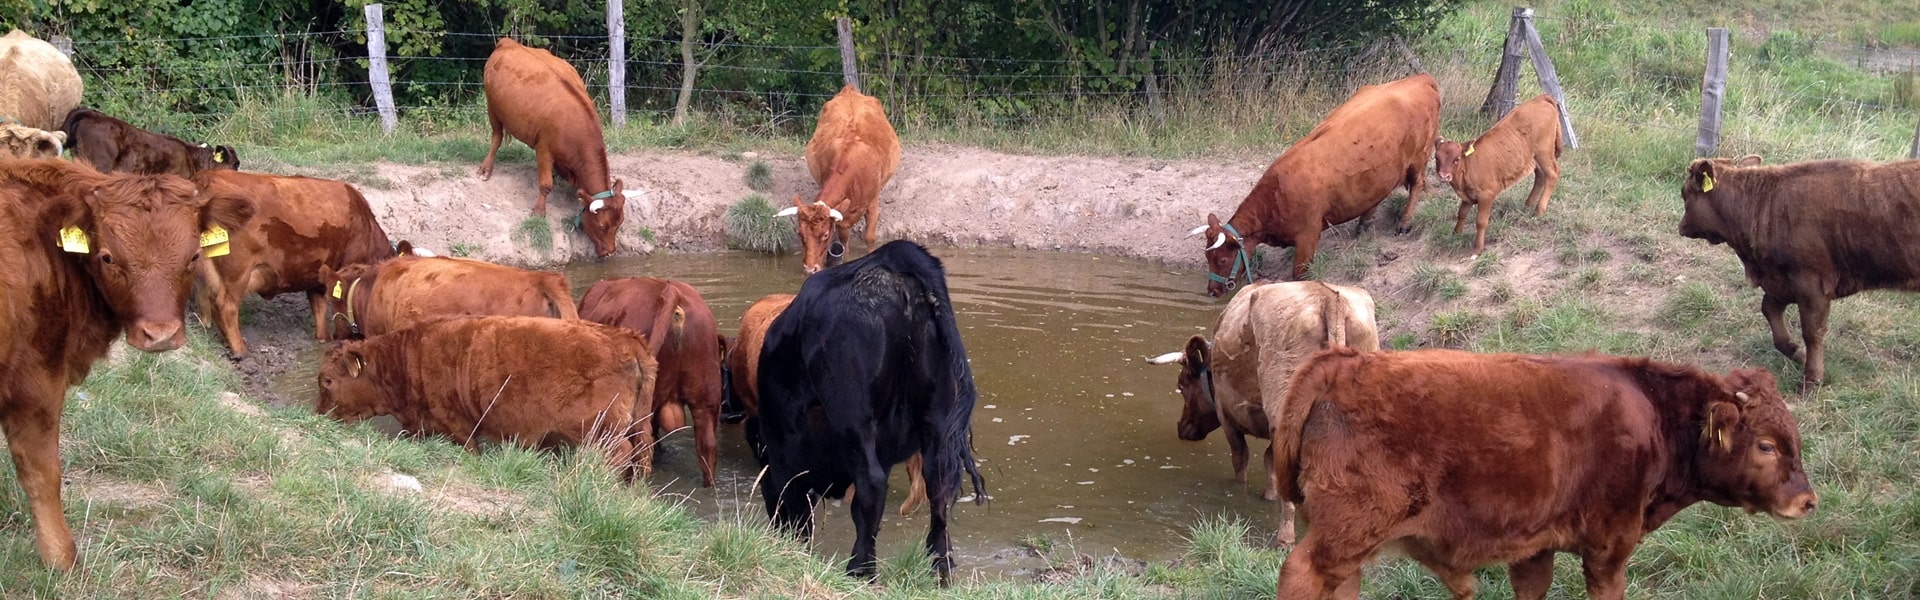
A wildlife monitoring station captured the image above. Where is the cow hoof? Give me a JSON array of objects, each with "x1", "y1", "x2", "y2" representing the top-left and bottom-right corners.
[
  {"x1": 1396, "y1": 225, "x2": 1413, "y2": 235},
  {"x1": 719, "y1": 409, "x2": 746, "y2": 424}
]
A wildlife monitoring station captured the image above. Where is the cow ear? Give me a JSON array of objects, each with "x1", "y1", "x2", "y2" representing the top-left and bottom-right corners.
[
  {"x1": 1687, "y1": 159, "x2": 1716, "y2": 193},
  {"x1": 1734, "y1": 154, "x2": 1762, "y2": 167},
  {"x1": 394, "y1": 240, "x2": 413, "y2": 257},
  {"x1": 344, "y1": 349, "x2": 366, "y2": 378},
  {"x1": 1701, "y1": 399, "x2": 1741, "y2": 452},
  {"x1": 791, "y1": 194, "x2": 806, "y2": 208},
  {"x1": 1182, "y1": 335, "x2": 1210, "y2": 372},
  {"x1": 1206, "y1": 213, "x2": 1222, "y2": 227},
  {"x1": 609, "y1": 179, "x2": 627, "y2": 206},
  {"x1": 199, "y1": 191, "x2": 255, "y2": 235}
]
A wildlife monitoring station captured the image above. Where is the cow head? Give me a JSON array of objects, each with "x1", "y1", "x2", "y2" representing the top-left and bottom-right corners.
[
  {"x1": 189, "y1": 143, "x2": 240, "y2": 173},
  {"x1": 776, "y1": 194, "x2": 845, "y2": 275},
  {"x1": 1693, "y1": 368, "x2": 1817, "y2": 520},
  {"x1": 1147, "y1": 335, "x2": 1221, "y2": 441},
  {"x1": 1678, "y1": 155, "x2": 1762, "y2": 245},
  {"x1": 576, "y1": 179, "x2": 628, "y2": 259},
  {"x1": 1433, "y1": 136, "x2": 1466, "y2": 184},
  {"x1": 315, "y1": 341, "x2": 387, "y2": 422},
  {"x1": 1192, "y1": 213, "x2": 1252, "y2": 297},
  {"x1": 31, "y1": 165, "x2": 255, "y2": 351},
  {"x1": 1, "y1": 124, "x2": 65, "y2": 160},
  {"x1": 317, "y1": 262, "x2": 380, "y2": 340}
]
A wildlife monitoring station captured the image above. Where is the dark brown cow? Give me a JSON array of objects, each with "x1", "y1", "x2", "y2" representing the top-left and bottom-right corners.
[
  {"x1": 477, "y1": 38, "x2": 627, "y2": 258},
  {"x1": 1274, "y1": 348, "x2": 1816, "y2": 600},
  {"x1": 779, "y1": 85, "x2": 902, "y2": 275},
  {"x1": 1679, "y1": 155, "x2": 1920, "y2": 390},
  {"x1": 1193, "y1": 74, "x2": 1440, "y2": 295},
  {"x1": 192, "y1": 170, "x2": 394, "y2": 354},
  {"x1": 0, "y1": 158, "x2": 253, "y2": 570},
  {"x1": 578, "y1": 277, "x2": 724, "y2": 487},
  {"x1": 1433, "y1": 94, "x2": 1563, "y2": 256},
  {"x1": 62, "y1": 107, "x2": 238, "y2": 178},
  {"x1": 316, "y1": 316, "x2": 658, "y2": 480},
  {"x1": 317, "y1": 254, "x2": 579, "y2": 340},
  {"x1": 1145, "y1": 281, "x2": 1378, "y2": 544}
]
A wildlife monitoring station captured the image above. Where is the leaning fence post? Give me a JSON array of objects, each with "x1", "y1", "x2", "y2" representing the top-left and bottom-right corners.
[
  {"x1": 1480, "y1": 6, "x2": 1527, "y2": 119},
  {"x1": 607, "y1": 0, "x2": 626, "y2": 127},
  {"x1": 1516, "y1": 9, "x2": 1578, "y2": 149},
  {"x1": 837, "y1": 17, "x2": 859, "y2": 92},
  {"x1": 1697, "y1": 27, "x2": 1729, "y2": 158},
  {"x1": 1910, "y1": 113, "x2": 1919, "y2": 159},
  {"x1": 365, "y1": 3, "x2": 397, "y2": 135}
]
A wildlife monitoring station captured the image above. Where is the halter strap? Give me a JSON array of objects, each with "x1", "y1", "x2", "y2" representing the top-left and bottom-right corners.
[
  {"x1": 1207, "y1": 222, "x2": 1257, "y2": 288},
  {"x1": 330, "y1": 277, "x2": 366, "y2": 338}
]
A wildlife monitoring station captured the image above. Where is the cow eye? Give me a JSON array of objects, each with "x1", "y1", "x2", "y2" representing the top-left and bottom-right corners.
[
  {"x1": 321, "y1": 377, "x2": 333, "y2": 387},
  {"x1": 99, "y1": 253, "x2": 114, "y2": 265},
  {"x1": 1758, "y1": 440, "x2": 1778, "y2": 455}
]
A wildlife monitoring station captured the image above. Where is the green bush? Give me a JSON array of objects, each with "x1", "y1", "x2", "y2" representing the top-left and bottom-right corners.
[{"x1": 724, "y1": 194, "x2": 796, "y2": 254}]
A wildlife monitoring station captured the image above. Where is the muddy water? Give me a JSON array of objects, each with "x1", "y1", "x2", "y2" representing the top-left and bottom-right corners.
[{"x1": 273, "y1": 248, "x2": 1278, "y2": 577}]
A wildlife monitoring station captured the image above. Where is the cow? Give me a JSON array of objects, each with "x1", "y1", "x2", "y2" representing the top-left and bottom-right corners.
[
  {"x1": 0, "y1": 30, "x2": 83, "y2": 132},
  {"x1": 0, "y1": 158, "x2": 253, "y2": 570},
  {"x1": 777, "y1": 85, "x2": 902, "y2": 275},
  {"x1": 1273, "y1": 348, "x2": 1817, "y2": 600},
  {"x1": 316, "y1": 254, "x2": 579, "y2": 341},
  {"x1": 577, "y1": 277, "x2": 725, "y2": 487},
  {"x1": 1144, "y1": 280, "x2": 1378, "y2": 545},
  {"x1": 1679, "y1": 154, "x2": 1920, "y2": 390},
  {"x1": 191, "y1": 170, "x2": 393, "y2": 354},
  {"x1": 316, "y1": 316, "x2": 658, "y2": 481},
  {"x1": 757, "y1": 240, "x2": 986, "y2": 585},
  {"x1": 62, "y1": 107, "x2": 239, "y2": 178},
  {"x1": 1433, "y1": 94, "x2": 1564, "y2": 257},
  {"x1": 477, "y1": 37, "x2": 627, "y2": 259},
  {"x1": 0, "y1": 117, "x2": 64, "y2": 159},
  {"x1": 1191, "y1": 73, "x2": 1440, "y2": 295}
]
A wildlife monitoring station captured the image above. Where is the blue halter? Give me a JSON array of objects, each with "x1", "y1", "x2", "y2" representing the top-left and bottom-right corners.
[{"x1": 1207, "y1": 222, "x2": 1256, "y2": 289}]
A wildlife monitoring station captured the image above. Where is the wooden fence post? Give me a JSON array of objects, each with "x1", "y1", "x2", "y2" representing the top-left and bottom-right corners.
[
  {"x1": 837, "y1": 17, "x2": 859, "y2": 91},
  {"x1": 607, "y1": 0, "x2": 626, "y2": 128},
  {"x1": 1516, "y1": 9, "x2": 1578, "y2": 149},
  {"x1": 1696, "y1": 27, "x2": 1729, "y2": 157},
  {"x1": 365, "y1": 4, "x2": 397, "y2": 135},
  {"x1": 1480, "y1": 6, "x2": 1527, "y2": 119},
  {"x1": 1910, "y1": 113, "x2": 1919, "y2": 159}
]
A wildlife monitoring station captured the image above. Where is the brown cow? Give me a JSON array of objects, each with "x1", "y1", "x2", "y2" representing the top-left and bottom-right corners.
[
  {"x1": 1433, "y1": 94, "x2": 1563, "y2": 256},
  {"x1": 1145, "y1": 281, "x2": 1378, "y2": 544},
  {"x1": 1273, "y1": 348, "x2": 1816, "y2": 599},
  {"x1": 317, "y1": 254, "x2": 579, "y2": 340},
  {"x1": 192, "y1": 170, "x2": 393, "y2": 354},
  {"x1": 1192, "y1": 73, "x2": 1439, "y2": 295},
  {"x1": 477, "y1": 37, "x2": 627, "y2": 259},
  {"x1": 316, "y1": 316, "x2": 658, "y2": 481},
  {"x1": 1679, "y1": 155, "x2": 1920, "y2": 390},
  {"x1": 578, "y1": 277, "x2": 724, "y2": 487},
  {"x1": 778, "y1": 85, "x2": 902, "y2": 275},
  {"x1": 62, "y1": 107, "x2": 239, "y2": 178},
  {"x1": 0, "y1": 158, "x2": 252, "y2": 570}
]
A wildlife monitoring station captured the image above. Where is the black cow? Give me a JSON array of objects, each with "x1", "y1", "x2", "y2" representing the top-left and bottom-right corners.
[{"x1": 756, "y1": 240, "x2": 987, "y2": 585}]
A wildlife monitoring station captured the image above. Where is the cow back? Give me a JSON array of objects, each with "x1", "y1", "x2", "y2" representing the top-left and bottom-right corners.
[
  {"x1": 481, "y1": 38, "x2": 609, "y2": 191},
  {"x1": 1246, "y1": 74, "x2": 1440, "y2": 232},
  {"x1": 355, "y1": 255, "x2": 579, "y2": 337},
  {"x1": 1210, "y1": 282, "x2": 1380, "y2": 440},
  {"x1": 727, "y1": 294, "x2": 794, "y2": 418},
  {"x1": 805, "y1": 85, "x2": 903, "y2": 209}
]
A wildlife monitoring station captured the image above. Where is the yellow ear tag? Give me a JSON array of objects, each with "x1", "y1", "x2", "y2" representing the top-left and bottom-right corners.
[
  {"x1": 200, "y1": 225, "x2": 231, "y2": 258},
  {"x1": 1701, "y1": 174, "x2": 1714, "y2": 192},
  {"x1": 213, "y1": 150, "x2": 225, "y2": 164},
  {"x1": 332, "y1": 282, "x2": 344, "y2": 299},
  {"x1": 1462, "y1": 143, "x2": 1475, "y2": 157},
  {"x1": 58, "y1": 226, "x2": 89, "y2": 253}
]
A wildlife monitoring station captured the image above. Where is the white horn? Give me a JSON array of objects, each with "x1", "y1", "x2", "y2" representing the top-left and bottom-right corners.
[
  {"x1": 1187, "y1": 225, "x2": 1209, "y2": 238},
  {"x1": 1735, "y1": 391, "x2": 1749, "y2": 402},
  {"x1": 829, "y1": 208, "x2": 845, "y2": 222},
  {"x1": 411, "y1": 247, "x2": 438, "y2": 258},
  {"x1": 588, "y1": 199, "x2": 606, "y2": 213},
  {"x1": 775, "y1": 206, "x2": 799, "y2": 217},
  {"x1": 1207, "y1": 233, "x2": 1228, "y2": 251},
  {"x1": 1145, "y1": 351, "x2": 1185, "y2": 365}
]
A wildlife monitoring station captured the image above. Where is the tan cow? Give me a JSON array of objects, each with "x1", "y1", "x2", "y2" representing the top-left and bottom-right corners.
[
  {"x1": 1433, "y1": 94, "x2": 1564, "y2": 256},
  {"x1": 780, "y1": 85, "x2": 902, "y2": 275},
  {"x1": 0, "y1": 30, "x2": 83, "y2": 132},
  {"x1": 1146, "y1": 280, "x2": 1378, "y2": 544},
  {"x1": 478, "y1": 37, "x2": 627, "y2": 258}
]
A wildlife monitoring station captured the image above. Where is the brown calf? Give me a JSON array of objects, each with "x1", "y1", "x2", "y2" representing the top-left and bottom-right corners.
[
  {"x1": 1433, "y1": 94, "x2": 1563, "y2": 256},
  {"x1": 578, "y1": 277, "x2": 725, "y2": 487},
  {"x1": 317, "y1": 255, "x2": 579, "y2": 340},
  {"x1": 62, "y1": 107, "x2": 238, "y2": 178}
]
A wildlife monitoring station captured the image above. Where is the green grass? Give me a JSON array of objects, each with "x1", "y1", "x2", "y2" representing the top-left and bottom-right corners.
[
  {"x1": 724, "y1": 193, "x2": 798, "y2": 253},
  {"x1": 745, "y1": 160, "x2": 776, "y2": 193},
  {"x1": 514, "y1": 216, "x2": 554, "y2": 252}
]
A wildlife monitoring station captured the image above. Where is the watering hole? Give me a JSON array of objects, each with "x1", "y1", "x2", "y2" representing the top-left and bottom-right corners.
[{"x1": 267, "y1": 248, "x2": 1279, "y2": 577}]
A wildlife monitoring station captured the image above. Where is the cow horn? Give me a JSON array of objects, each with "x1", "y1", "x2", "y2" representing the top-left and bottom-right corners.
[
  {"x1": 775, "y1": 206, "x2": 799, "y2": 217},
  {"x1": 1207, "y1": 233, "x2": 1228, "y2": 251},
  {"x1": 1145, "y1": 351, "x2": 1185, "y2": 365},
  {"x1": 1186, "y1": 225, "x2": 1208, "y2": 238},
  {"x1": 588, "y1": 198, "x2": 606, "y2": 213},
  {"x1": 829, "y1": 208, "x2": 844, "y2": 222},
  {"x1": 1735, "y1": 391, "x2": 1749, "y2": 404}
]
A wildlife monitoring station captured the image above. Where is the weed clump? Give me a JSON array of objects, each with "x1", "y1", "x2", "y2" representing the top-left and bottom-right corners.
[
  {"x1": 725, "y1": 194, "x2": 796, "y2": 253},
  {"x1": 515, "y1": 216, "x2": 554, "y2": 252},
  {"x1": 745, "y1": 161, "x2": 775, "y2": 193}
]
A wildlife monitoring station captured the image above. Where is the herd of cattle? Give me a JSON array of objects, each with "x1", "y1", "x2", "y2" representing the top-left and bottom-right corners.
[{"x1": 0, "y1": 27, "x2": 1914, "y2": 598}]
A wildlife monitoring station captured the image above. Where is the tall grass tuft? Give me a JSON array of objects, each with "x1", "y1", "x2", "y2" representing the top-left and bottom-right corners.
[
  {"x1": 724, "y1": 194, "x2": 796, "y2": 253},
  {"x1": 744, "y1": 161, "x2": 775, "y2": 193},
  {"x1": 515, "y1": 216, "x2": 554, "y2": 251}
]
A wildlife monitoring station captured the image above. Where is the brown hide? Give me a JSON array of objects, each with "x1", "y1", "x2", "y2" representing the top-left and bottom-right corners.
[
  {"x1": 0, "y1": 158, "x2": 252, "y2": 570},
  {"x1": 1433, "y1": 94, "x2": 1563, "y2": 255},
  {"x1": 478, "y1": 38, "x2": 625, "y2": 258},
  {"x1": 1151, "y1": 281, "x2": 1378, "y2": 544},
  {"x1": 62, "y1": 108, "x2": 238, "y2": 178},
  {"x1": 193, "y1": 170, "x2": 393, "y2": 354},
  {"x1": 317, "y1": 254, "x2": 579, "y2": 340},
  {"x1": 1273, "y1": 349, "x2": 1816, "y2": 600},
  {"x1": 316, "y1": 316, "x2": 659, "y2": 481},
  {"x1": 1196, "y1": 74, "x2": 1439, "y2": 295},
  {"x1": 578, "y1": 277, "x2": 724, "y2": 487},
  {"x1": 791, "y1": 86, "x2": 902, "y2": 275},
  {"x1": 1678, "y1": 156, "x2": 1920, "y2": 389}
]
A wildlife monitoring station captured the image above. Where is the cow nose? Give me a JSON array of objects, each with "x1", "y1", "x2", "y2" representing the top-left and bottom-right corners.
[
  {"x1": 804, "y1": 264, "x2": 821, "y2": 275},
  {"x1": 130, "y1": 320, "x2": 183, "y2": 351}
]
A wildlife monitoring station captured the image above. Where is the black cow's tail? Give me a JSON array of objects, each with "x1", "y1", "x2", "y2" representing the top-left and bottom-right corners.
[{"x1": 893, "y1": 240, "x2": 989, "y2": 505}]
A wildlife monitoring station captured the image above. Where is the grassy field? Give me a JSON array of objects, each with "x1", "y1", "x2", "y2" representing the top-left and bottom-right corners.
[{"x1": 5, "y1": 0, "x2": 1920, "y2": 597}]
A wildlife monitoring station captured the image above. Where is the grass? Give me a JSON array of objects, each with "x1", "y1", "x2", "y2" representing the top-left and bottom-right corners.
[
  {"x1": 724, "y1": 193, "x2": 797, "y2": 253},
  {"x1": 514, "y1": 216, "x2": 554, "y2": 252},
  {"x1": 745, "y1": 160, "x2": 776, "y2": 193},
  {"x1": 6, "y1": 0, "x2": 1920, "y2": 597}
]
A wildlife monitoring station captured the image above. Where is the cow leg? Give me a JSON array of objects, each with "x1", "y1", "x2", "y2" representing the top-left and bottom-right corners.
[
  {"x1": 1261, "y1": 443, "x2": 1278, "y2": 501},
  {"x1": 1799, "y1": 295, "x2": 1831, "y2": 390},
  {"x1": 1761, "y1": 293, "x2": 1805, "y2": 364},
  {"x1": 898, "y1": 453, "x2": 927, "y2": 516},
  {"x1": 307, "y1": 290, "x2": 328, "y2": 342},
  {"x1": 1527, "y1": 160, "x2": 1559, "y2": 216},
  {"x1": 694, "y1": 394, "x2": 719, "y2": 488},
  {"x1": 1396, "y1": 163, "x2": 1428, "y2": 235},
  {"x1": 1354, "y1": 202, "x2": 1380, "y2": 236},
  {"x1": 863, "y1": 206, "x2": 880, "y2": 249},
  {"x1": 1508, "y1": 550, "x2": 1556, "y2": 600},
  {"x1": 1275, "y1": 501, "x2": 1297, "y2": 545},
  {"x1": 3, "y1": 398, "x2": 77, "y2": 571},
  {"x1": 1578, "y1": 545, "x2": 1634, "y2": 600},
  {"x1": 846, "y1": 452, "x2": 889, "y2": 581},
  {"x1": 632, "y1": 403, "x2": 657, "y2": 480},
  {"x1": 532, "y1": 150, "x2": 555, "y2": 216},
  {"x1": 1471, "y1": 195, "x2": 1494, "y2": 257},
  {"x1": 1277, "y1": 534, "x2": 1370, "y2": 600},
  {"x1": 1407, "y1": 546, "x2": 1478, "y2": 600},
  {"x1": 1226, "y1": 430, "x2": 1251, "y2": 484},
  {"x1": 1453, "y1": 200, "x2": 1471, "y2": 234},
  {"x1": 215, "y1": 285, "x2": 248, "y2": 355},
  {"x1": 1291, "y1": 228, "x2": 1323, "y2": 280},
  {"x1": 922, "y1": 450, "x2": 962, "y2": 586},
  {"x1": 477, "y1": 114, "x2": 504, "y2": 180}
]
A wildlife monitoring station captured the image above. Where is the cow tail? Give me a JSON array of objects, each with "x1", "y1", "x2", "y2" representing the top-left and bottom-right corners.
[
  {"x1": 1318, "y1": 282, "x2": 1348, "y2": 350},
  {"x1": 546, "y1": 275, "x2": 581, "y2": 320},
  {"x1": 57, "y1": 108, "x2": 87, "y2": 150},
  {"x1": 644, "y1": 284, "x2": 686, "y2": 355},
  {"x1": 1274, "y1": 351, "x2": 1346, "y2": 504}
]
